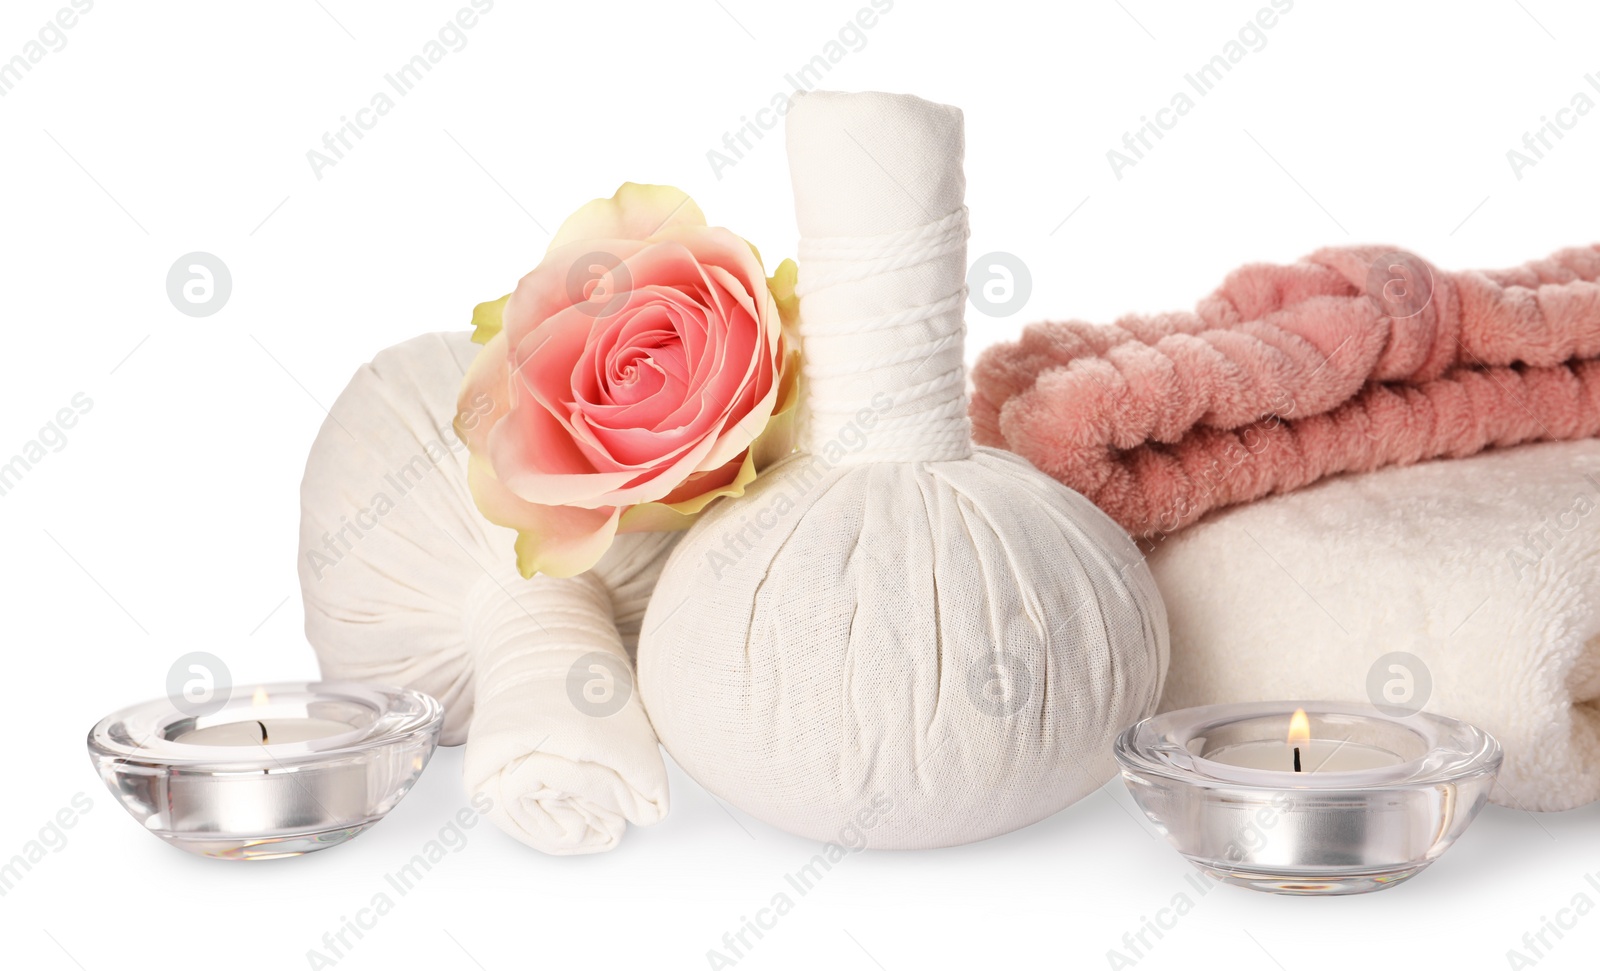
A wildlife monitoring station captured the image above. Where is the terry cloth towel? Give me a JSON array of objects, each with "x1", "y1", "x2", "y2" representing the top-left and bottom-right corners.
[
  {"x1": 1149, "y1": 437, "x2": 1600, "y2": 811},
  {"x1": 971, "y1": 244, "x2": 1600, "y2": 539}
]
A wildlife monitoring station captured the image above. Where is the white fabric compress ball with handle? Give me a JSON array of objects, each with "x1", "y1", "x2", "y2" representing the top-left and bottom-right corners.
[
  {"x1": 638, "y1": 91, "x2": 1170, "y2": 848},
  {"x1": 298, "y1": 331, "x2": 677, "y2": 855}
]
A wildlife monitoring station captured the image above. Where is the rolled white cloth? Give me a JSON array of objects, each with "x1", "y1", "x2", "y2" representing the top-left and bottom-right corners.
[
  {"x1": 639, "y1": 91, "x2": 1168, "y2": 848},
  {"x1": 1150, "y1": 438, "x2": 1600, "y2": 811},
  {"x1": 462, "y1": 538, "x2": 676, "y2": 854},
  {"x1": 299, "y1": 331, "x2": 677, "y2": 854}
]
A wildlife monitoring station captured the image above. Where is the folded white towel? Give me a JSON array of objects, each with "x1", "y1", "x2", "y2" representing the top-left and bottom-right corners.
[
  {"x1": 299, "y1": 331, "x2": 676, "y2": 854},
  {"x1": 1150, "y1": 439, "x2": 1600, "y2": 811}
]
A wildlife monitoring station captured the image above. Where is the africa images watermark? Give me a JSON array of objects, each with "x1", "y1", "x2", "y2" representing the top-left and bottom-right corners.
[
  {"x1": 703, "y1": 391, "x2": 893, "y2": 579},
  {"x1": 0, "y1": 393, "x2": 94, "y2": 500},
  {"x1": 1106, "y1": 0, "x2": 1296, "y2": 180},
  {"x1": 303, "y1": 391, "x2": 491, "y2": 580},
  {"x1": 1505, "y1": 73, "x2": 1600, "y2": 181},
  {"x1": 0, "y1": 0, "x2": 94, "y2": 99},
  {"x1": 303, "y1": 793, "x2": 494, "y2": 969},
  {"x1": 1104, "y1": 791, "x2": 1294, "y2": 968},
  {"x1": 1503, "y1": 868, "x2": 1600, "y2": 968},
  {"x1": 305, "y1": 0, "x2": 496, "y2": 181},
  {"x1": 704, "y1": 793, "x2": 896, "y2": 969},
  {"x1": 1505, "y1": 473, "x2": 1600, "y2": 580},
  {"x1": 706, "y1": 0, "x2": 895, "y2": 180},
  {"x1": 0, "y1": 793, "x2": 94, "y2": 899}
]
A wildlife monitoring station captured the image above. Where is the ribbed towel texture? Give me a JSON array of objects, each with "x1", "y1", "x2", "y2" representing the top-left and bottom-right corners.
[{"x1": 972, "y1": 244, "x2": 1600, "y2": 537}]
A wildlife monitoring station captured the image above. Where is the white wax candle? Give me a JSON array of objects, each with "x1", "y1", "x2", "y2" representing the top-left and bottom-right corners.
[
  {"x1": 174, "y1": 718, "x2": 352, "y2": 746},
  {"x1": 1205, "y1": 738, "x2": 1402, "y2": 772}
]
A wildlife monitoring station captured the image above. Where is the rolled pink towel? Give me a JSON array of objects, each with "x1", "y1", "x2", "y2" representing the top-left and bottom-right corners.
[{"x1": 972, "y1": 244, "x2": 1600, "y2": 537}]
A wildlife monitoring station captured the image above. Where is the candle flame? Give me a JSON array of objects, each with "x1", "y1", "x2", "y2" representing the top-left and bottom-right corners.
[
  {"x1": 252, "y1": 687, "x2": 270, "y2": 708},
  {"x1": 1287, "y1": 708, "x2": 1311, "y2": 747}
]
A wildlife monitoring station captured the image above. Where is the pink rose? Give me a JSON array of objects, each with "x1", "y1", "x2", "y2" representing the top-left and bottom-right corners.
[{"x1": 457, "y1": 183, "x2": 799, "y2": 578}]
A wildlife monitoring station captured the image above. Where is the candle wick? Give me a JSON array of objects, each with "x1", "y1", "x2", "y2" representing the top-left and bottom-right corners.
[
  {"x1": 256, "y1": 720, "x2": 269, "y2": 744},
  {"x1": 1293, "y1": 746, "x2": 1302, "y2": 773}
]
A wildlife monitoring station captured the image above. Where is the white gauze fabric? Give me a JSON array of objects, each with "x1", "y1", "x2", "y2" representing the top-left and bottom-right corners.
[
  {"x1": 638, "y1": 91, "x2": 1170, "y2": 849},
  {"x1": 1151, "y1": 438, "x2": 1600, "y2": 812},
  {"x1": 299, "y1": 331, "x2": 678, "y2": 854}
]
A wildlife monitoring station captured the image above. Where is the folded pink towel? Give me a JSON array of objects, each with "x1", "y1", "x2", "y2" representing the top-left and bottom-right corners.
[{"x1": 971, "y1": 244, "x2": 1600, "y2": 538}]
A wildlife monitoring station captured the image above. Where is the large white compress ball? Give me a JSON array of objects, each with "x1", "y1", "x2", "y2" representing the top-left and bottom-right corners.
[
  {"x1": 637, "y1": 91, "x2": 1169, "y2": 849},
  {"x1": 640, "y1": 447, "x2": 1166, "y2": 848}
]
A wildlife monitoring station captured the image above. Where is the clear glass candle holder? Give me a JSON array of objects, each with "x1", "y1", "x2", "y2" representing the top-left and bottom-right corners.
[
  {"x1": 88, "y1": 681, "x2": 443, "y2": 861},
  {"x1": 1113, "y1": 701, "x2": 1502, "y2": 895}
]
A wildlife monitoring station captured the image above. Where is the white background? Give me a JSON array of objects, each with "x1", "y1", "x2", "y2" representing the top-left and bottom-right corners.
[{"x1": 3, "y1": 1, "x2": 1599, "y2": 968}]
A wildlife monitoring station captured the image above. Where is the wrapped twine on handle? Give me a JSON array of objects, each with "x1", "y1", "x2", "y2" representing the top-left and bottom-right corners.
[{"x1": 790, "y1": 91, "x2": 973, "y2": 461}]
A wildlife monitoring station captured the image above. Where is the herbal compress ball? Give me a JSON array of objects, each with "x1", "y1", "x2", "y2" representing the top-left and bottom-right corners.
[
  {"x1": 299, "y1": 331, "x2": 677, "y2": 854},
  {"x1": 637, "y1": 92, "x2": 1170, "y2": 849}
]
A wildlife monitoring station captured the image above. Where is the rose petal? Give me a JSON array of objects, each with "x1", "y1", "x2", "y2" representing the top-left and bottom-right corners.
[
  {"x1": 465, "y1": 454, "x2": 622, "y2": 578},
  {"x1": 656, "y1": 452, "x2": 749, "y2": 505},
  {"x1": 456, "y1": 331, "x2": 514, "y2": 456},
  {"x1": 647, "y1": 272, "x2": 762, "y2": 436},
  {"x1": 578, "y1": 297, "x2": 690, "y2": 411},
  {"x1": 616, "y1": 450, "x2": 758, "y2": 533},
  {"x1": 492, "y1": 331, "x2": 647, "y2": 505},
  {"x1": 548, "y1": 183, "x2": 706, "y2": 253},
  {"x1": 657, "y1": 224, "x2": 769, "y2": 299},
  {"x1": 586, "y1": 427, "x2": 726, "y2": 506},
  {"x1": 751, "y1": 345, "x2": 802, "y2": 471},
  {"x1": 497, "y1": 304, "x2": 736, "y2": 507},
  {"x1": 471, "y1": 293, "x2": 512, "y2": 345},
  {"x1": 769, "y1": 259, "x2": 799, "y2": 329},
  {"x1": 459, "y1": 185, "x2": 796, "y2": 578},
  {"x1": 502, "y1": 239, "x2": 649, "y2": 348}
]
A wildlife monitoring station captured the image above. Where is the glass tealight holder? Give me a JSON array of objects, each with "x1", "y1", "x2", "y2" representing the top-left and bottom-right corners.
[
  {"x1": 88, "y1": 681, "x2": 442, "y2": 860},
  {"x1": 1113, "y1": 701, "x2": 1502, "y2": 895}
]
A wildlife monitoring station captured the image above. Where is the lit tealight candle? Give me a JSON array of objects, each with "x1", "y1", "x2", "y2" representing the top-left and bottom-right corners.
[
  {"x1": 1114, "y1": 700, "x2": 1503, "y2": 895},
  {"x1": 87, "y1": 682, "x2": 444, "y2": 860},
  {"x1": 174, "y1": 719, "x2": 354, "y2": 746},
  {"x1": 1203, "y1": 707, "x2": 1405, "y2": 772},
  {"x1": 171, "y1": 688, "x2": 354, "y2": 747}
]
